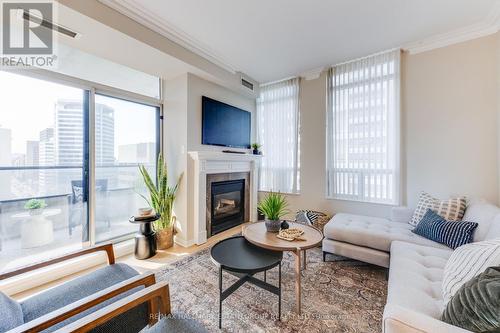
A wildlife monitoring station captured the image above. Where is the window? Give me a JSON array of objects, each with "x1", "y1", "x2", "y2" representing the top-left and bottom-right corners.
[
  {"x1": 257, "y1": 78, "x2": 300, "y2": 194},
  {"x1": 326, "y1": 50, "x2": 401, "y2": 204},
  {"x1": 0, "y1": 67, "x2": 160, "y2": 271},
  {"x1": 0, "y1": 71, "x2": 88, "y2": 271},
  {"x1": 94, "y1": 95, "x2": 159, "y2": 243}
]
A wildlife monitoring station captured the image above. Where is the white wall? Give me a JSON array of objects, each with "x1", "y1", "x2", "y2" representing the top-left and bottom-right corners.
[
  {"x1": 403, "y1": 34, "x2": 498, "y2": 208},
  {"x1": 163, "y1": 74, "x2": 190, "y2": 245},
  {"x1": 269, "y1": 33, "x2": 500, "y2": 219},
  {"x1": 164, "y1": 73, "x2": 256, "y2": 245},
  {"x1": 186, "y1": 73, "x2": 256, "y2": 152}
]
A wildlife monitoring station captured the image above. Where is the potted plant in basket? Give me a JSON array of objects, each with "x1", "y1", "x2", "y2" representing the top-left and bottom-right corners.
[
  {"x1": 251, "y1": 143, "x2": 262, "y2": 155},
  {"x1": 24, "y1": 199, "x2": 47, "y2": 216},
  {"x1": 139, "y1": 154, "x2": 182, "y2": 250},
  {"x1": 258, "y1": 191, "x2": 289, "y2": 232}
]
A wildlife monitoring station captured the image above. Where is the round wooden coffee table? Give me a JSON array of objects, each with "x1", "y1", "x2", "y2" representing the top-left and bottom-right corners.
[{"x1": 242, "y1": 222, "x2": 323, "y2": 314}]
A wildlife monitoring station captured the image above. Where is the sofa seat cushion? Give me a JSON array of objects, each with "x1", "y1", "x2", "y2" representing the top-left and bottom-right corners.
[
  {"x1": 21, "y1": 263, "x2": 148, "y2": 332},
  {"x1": 387, "y1": 241, "x2": 452, "y2": 319},
  {"x1": 324, "y1": 213, "x2": 450, "y2": 252}
]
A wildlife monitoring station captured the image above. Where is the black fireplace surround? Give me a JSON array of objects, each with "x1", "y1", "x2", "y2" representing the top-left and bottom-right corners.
[{"x1": 210, "y1": 179, "x2": 245, "y2": 236}]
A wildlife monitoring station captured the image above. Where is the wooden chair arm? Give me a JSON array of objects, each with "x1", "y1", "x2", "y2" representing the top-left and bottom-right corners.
[
  {"x1": 52, "y1": 281, "x2": 171, "y2": 333},
  {"x1": 0, "y1": 243, "x2": 115, "y2": 281},
  {"x1": 6, "y1": 272, "x2": 157, "y2": 333}
]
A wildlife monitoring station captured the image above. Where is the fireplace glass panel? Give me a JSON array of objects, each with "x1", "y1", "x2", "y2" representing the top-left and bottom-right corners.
[
  {"x1": 214, "y1": 191, "x2": 241, "y2": 219},
  {"x1": 210, "y1": 179, "x2": 245, "y2": 235}
]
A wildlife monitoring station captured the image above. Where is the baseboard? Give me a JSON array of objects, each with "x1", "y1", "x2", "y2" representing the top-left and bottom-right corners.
[{"x1": 174, "y1": 236, "x2": 195, "y2": 248}]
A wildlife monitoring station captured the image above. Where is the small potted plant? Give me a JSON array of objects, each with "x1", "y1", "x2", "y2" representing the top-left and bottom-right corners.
[
  {"x1": 251, "y1": 143, "x2": 262, "y2": 155},
  {"x1": 258, "y1": 191, "x2": 289, "y2": 232},
  {"x1": 139, "y1": 153, "x2": 182, "y2": 250},
  {"x1": 24, "y1": 199, "x2": 47, "y2": 216}
]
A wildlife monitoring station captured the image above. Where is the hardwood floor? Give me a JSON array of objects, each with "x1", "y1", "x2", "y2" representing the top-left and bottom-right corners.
[
  {"x1": 12, "y1": 224, "x2": 244, "y2": 300},
  {"x1": 119, "y1": 223, "x2": 245, "y2": 273}
]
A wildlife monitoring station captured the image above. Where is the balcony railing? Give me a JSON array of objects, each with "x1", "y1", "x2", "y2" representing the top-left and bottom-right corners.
[{"x1": 0, "y1": 164, "x2": 154, "y2": 270}]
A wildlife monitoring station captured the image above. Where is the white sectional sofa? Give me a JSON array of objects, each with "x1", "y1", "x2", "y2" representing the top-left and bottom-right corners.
[{"x1": 322, "y1": 199, "x2": 500, "y2": 333}]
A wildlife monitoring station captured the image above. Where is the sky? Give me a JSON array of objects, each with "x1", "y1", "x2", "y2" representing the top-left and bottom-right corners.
[{"x1": 0, "y1": 71, "x2": 156, "y2": 157}]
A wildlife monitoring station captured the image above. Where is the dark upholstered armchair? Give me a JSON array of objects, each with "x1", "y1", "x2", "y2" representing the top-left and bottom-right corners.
[{"x1": 0, "y1": 244, "x2": 170, "y2": 333}]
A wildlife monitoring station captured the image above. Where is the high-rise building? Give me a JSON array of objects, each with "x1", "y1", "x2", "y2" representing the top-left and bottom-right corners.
[
  {"x1": 26, "y1": 140, "x2": 39, "y2": 166},
  {"x1": 39, "y1": 128, "x2": 55, "y2": 166},
  {"x1": 94, "y1": 103, "x2": 115, "y2": 166},
  {"x1": 39, "y1": 128, "x2": 55, "y2": 194},
  {"x1": 55, "y1": 100, "x2": 115, "y2": 166},
  {"x1": 0, "y1": 127, "x2": 12, "y2": 166}
]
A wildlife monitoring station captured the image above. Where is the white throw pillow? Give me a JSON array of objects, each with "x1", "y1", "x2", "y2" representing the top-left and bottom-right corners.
[
  {"x1": 409, "y1": 192, "x2": 466, "y2": 227},
  {"x1": 442, "y1": 239, "x2": 500, "y2": 305}
]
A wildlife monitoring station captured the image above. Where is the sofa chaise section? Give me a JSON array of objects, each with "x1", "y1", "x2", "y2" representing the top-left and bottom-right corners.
[{"x1": 322, "y1": 211, "x2": 449, "y2": 267}]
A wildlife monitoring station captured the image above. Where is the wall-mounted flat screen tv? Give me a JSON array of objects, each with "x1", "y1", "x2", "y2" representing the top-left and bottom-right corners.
[{"x1": 202, "y1": 96, "x2": 251, "y2": 149}]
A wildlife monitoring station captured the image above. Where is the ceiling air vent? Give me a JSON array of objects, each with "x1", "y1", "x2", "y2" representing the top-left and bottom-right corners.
[
  {"x1": 241, "y1": 77, "x2": 254, "y2": 91},
  {"x1": 23, "y1": 10, "x2": 80, "y2": 39}
]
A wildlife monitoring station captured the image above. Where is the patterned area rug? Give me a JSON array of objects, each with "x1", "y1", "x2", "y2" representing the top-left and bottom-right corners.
[{"x1": 154, "y1": 246, "x2": 387, "y2": 332}]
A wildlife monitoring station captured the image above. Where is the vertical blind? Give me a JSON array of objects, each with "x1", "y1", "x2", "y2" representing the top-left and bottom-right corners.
[
  {"x1": 257, "y1": 78, "x2": 300, "y2": 194},
  {"x1": 326, "y1": 50, "x2": 401, "y2": 204}
]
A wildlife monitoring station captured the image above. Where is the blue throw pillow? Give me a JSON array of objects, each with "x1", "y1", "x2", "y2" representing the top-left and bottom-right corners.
[{"x1": 412, "y1": 209, "x2": 478, "y2": 249}]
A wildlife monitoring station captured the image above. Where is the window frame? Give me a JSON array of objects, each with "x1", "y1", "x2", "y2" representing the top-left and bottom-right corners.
[
  {"x1": 325, "y1": 51, "x2": 401, "y2": 205},
  {"x1": 0, "y1": 66, "x2": 163, "y2": 248}
]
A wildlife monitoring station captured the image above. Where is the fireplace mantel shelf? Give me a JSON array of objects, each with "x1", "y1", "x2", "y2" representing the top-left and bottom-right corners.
[{"x1": 189, "y1": 151, "x2": 262, "y2": 161}]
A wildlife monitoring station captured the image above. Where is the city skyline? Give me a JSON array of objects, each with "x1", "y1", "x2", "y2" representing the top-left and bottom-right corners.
[
  {"x1": 0, "y1": 99, "x2": 156, "y2": 167},
  {"x1": 0, "y1": 71, "x2": 157, "y2": 159}
]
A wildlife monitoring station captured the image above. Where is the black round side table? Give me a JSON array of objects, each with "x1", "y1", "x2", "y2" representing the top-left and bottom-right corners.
[
  {"x1": 129, "y1": 214, "x2": 160, "y2": 260},
  {"x1": 210, "y1": 236, "x2": 283, "y2": 329}
]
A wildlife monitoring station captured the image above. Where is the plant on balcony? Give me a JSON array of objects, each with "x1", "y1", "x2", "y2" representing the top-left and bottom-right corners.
[
  {"x1": 258, "y1": 191, "x2": 289, "y2": 232},
  {"x1": 139, "y1": 153, "x2": 182, "y2": 249},
  {"x1": 24, "y1": 199, "x2": 47, "y2": 216}
]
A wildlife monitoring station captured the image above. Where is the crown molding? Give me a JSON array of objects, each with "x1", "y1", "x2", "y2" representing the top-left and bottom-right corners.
[
  {"x1": 97, "y1": 0, "x2": 238, "y2": 74},
  {"x1": 403, "y1": 3, "x2": 500, "y2": 54}
]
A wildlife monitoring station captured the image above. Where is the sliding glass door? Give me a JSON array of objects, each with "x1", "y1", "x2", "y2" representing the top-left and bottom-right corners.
[
  {"x1": 0, "y1": 71, "x2": 88, "y2": 271},
  {"x1": 0, "y1": 71, "x2": 161, "y2": 272},
  {"x1": 94, "y1": 94, "x2": 159, "y2": 243}
]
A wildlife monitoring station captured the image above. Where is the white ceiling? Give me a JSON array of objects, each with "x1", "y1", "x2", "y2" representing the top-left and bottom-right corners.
[{"x1": 103, "y1": 0, "x2": 499, "y2": 83}]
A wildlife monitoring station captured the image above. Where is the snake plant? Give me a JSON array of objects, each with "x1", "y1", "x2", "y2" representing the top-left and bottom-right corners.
[{"x1": 138, "y1": 154, "x2": 182, "y2": 230}]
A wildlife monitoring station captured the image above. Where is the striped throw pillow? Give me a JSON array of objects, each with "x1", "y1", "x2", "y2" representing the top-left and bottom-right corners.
[
  {"x1": 412, "y1": 209, "x2": 477, "y2": 249},
  {"x1": 409, "y1": 192, "x2": 466, "y2": 226},
  {"x1": 442, "y1": 238, "x2": 500, "y2": 305},
  {"x1": 295, "y1": 210, "x2": 328, "y2": 226}
]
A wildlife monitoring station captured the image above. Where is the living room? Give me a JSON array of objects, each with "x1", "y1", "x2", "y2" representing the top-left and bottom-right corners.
[{"x1": 0, "y1": 0, "x2": 499, "y2": 332}]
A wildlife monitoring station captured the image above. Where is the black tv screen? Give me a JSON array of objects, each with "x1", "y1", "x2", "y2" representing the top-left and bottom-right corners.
[{"x1": 202, "y1": 96, "x2": 251, "y2": 149}]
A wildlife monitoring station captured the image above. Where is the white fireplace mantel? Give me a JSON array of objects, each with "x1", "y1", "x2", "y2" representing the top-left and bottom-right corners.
[{"x1": 188, "y1": 151, "x2": 261, "y2": 245}]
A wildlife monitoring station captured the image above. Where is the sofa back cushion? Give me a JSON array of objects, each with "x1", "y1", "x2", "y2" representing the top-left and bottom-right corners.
[
  {"x1": 0, "y1": 292, "x2": 23, "y2": 333},
  {"x1": 409, "y1": 192, "x2": 466, "y2": 227},
  {"x1": 485, "y1": 214, "x2": 500, "y2": 240},
  {"x1": 442, "y1": 239, "x2": 500, "y2": 305},
  {"x1": 463, "y1": 199, "x2": 500, "y2": 242}
]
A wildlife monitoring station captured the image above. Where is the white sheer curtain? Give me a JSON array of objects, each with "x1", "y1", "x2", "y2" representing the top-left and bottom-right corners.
[
  {"x1": 326, "y1": 50, "x2": 401, "y2": 204},
  {"x1": 257, "y1": 78, "x2": 300, "y2": 194}
]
